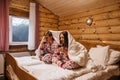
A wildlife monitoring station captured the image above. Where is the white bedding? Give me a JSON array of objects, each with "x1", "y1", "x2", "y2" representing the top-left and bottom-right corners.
[
  {"x1": 21, "y1": 63, "x2": 119, "y2": 80},
  {"x1": 15, "y1": 56, "x2": 43, "y2": 66},
  {"x1": 14, "y1": 56, "x2": 120, "y2": 80},
  {"x1": 14, "y1": 56, "x2": 90, "y2": 80},
  {"x1": 21, "y1": 64, "x2": 90, "y2": 80},
  {"x1": 75, "y1": 65, "x2": 120, "y2": 80}
]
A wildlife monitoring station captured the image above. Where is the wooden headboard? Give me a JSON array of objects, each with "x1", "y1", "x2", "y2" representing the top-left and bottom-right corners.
[{"x1": 80, "y1": 41, "x2": 120, "y2": 51}]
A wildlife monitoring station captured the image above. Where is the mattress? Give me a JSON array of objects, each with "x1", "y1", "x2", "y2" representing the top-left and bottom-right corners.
[
  {"x1": 14, "y1": 56, "x2": 43, "y2": 66},
  {"x1": 21, "y1": 64, "x2": 90, "y2": 80},
  {"x1": 74, "y1": 65, "x2": 120, "y2": 80},
  {"x1": 21, "y1": 63, "x2": 119, "y2": 80},
  {"x1": 14, "y1": 56, "x2": 120, "y2": 80}
]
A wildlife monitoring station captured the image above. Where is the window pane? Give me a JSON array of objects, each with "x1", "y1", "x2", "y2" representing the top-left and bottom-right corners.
[{"x1": 12, "y1": 17, "x2": 29, "y2": 42}]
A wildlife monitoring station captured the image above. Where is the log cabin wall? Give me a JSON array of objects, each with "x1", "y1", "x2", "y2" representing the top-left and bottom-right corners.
[
  {"x1": 59, "y1": 3, "x2": 120, "y2": 50},
  {"x1": 9, "y1": 0, "x2": 30, "y2": 18},
  {"x1": 9, "y1": 0, "x2": 59, "y2": 51},
  {"x1": 8, "y1": 1, "x2": 120, "y2": 50},
  {"x1": 39, "y1": 6, "x2": 59, "y2": 40}
]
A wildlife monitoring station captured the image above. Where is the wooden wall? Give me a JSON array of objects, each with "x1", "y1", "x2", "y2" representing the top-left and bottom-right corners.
[
  {"x1": 59, "y1": 3, "x2": 120, "y2": 50},
  {"x1": 9, "y1": 0, "x2": 30, "y2": 18},
  {"x1": 39, "y1": 6, "x2": 59, "y2": 40},
  {"x1": 9, "y1": 0, "x2": 59, "y2": 51},
  {"x1": 8, "y1": 1, "x2": 120, "y2": 50},
  {"x1": 9, "y1": 0, "x2": 59, "y2": 41}
]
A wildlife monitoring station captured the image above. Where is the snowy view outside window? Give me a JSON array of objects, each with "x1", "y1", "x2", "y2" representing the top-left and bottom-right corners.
[{"x1": 12, "y1": 17, "x2": 29, "y2": 42}]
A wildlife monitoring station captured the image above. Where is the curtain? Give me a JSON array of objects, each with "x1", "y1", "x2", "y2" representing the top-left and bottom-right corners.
[
  {"x1": 0, "y1": 0, "x2": 9, "y2": 51},
  {"x1": 28, "y1": 2, "x2": 39, "y2": 50},
  {"x1": 35, "y1": 3, "x2": 40, "y2": 49}
]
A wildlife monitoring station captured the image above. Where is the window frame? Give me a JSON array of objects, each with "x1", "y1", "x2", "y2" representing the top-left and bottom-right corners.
[{"x1": 9, "y1": 16, "x2": 29, "y2": 45}]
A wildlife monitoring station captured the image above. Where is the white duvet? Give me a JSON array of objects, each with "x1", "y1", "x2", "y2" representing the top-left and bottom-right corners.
[
  {"x1": 15, "y1": 56, "x2": 43, "y2": 66},
  {"x1": 75, "y1": 65, "x2": 120, "y2": 80},
  {"x1": 14, "y1": 56, "x2": 91, "y2": 80},
  {"x1": 21, "y1": 64, "x2": 90, "y2": 80},
  {"x1": 21, "y1": 63, "x2": 119, "y2": 80},
  {"x1": 14, "y1": 56, "x2": 119, "y2": 80}
]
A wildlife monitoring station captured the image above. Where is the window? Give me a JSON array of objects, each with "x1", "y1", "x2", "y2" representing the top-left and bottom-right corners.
[{"x1": 9, "y1": 16, "x2": 29, "y2": 45}]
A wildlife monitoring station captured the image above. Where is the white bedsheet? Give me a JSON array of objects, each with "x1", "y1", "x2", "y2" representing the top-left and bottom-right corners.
[
  {"x1": 15, "y1": 56, "x2": 43, "y2": 66},
  {"x1": 14, "y1": 56, "x2": 120, "y2": 80},
  {"x1": 74, "y1": 65, "x2": 120, "y2": 80},
  {"x1": 21, "y1": 64, "x2": 90, "y2": 80},
  {"x1": 21, "y1": 64, "x2": 120, "y2": 80}
]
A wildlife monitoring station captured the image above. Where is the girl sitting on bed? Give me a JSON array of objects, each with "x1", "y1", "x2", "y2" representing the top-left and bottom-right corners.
[
  {"x1": 39, "y1": 31, "x2": 59, "y2": 64},
  {"x1": 52, "y1": 31, "x2": 80, "y2": 69}
]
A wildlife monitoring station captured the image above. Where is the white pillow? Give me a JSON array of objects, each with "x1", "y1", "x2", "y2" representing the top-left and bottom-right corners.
[
  {"x1": 97, "y1": 45, "x2": 120, "y2": 65},
  {"x1": 108, "y1": 49, "x2": 120, "y2": 65},
  {"x1": 88, "y1": 46, "x2": 109, "y2": 66}
]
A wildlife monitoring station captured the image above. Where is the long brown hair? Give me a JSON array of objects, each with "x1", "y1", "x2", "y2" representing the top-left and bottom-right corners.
[
  {"x1": 44, "y1": 31, "x2": 54, "y2": 40},
  {"x1": 59, "y1": 31, "x2": 68, "y2": 47}
]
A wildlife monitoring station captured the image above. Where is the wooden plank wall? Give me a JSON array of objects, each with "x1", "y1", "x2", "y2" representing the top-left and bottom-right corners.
[
  {"x1": 8, "y1": 1, "x2": 120, "y2": 50},
  {"x1": 39, "y1": 6, "x2": 59, "y2": 41},
  {"x1": 9, "y1": 1, "x2": 59, "y2": 51},
  {"x1": 59, "y1": 3, "x2": 120, "y2": 50},
  {"x1": 9, "y1": 0, "x2": 30, "y2": 18},
  {"x1": 9, "y1": 0, "x2": 59, "y2": 41}
]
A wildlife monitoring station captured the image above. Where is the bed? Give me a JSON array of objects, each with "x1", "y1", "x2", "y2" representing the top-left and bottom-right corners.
[
  {"x1": 5, "y1": 52, "x2": 37, "y2": 80},
  {"x1": 5, "y1": 30, "x2": 120, "y2": 80},
  {"x1": 5, "y1": 47, "x2": 120, "y2": 80}
]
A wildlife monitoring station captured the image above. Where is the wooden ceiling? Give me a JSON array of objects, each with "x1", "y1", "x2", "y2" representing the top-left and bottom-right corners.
[
  {"x1": 36, "y1": 0, "x2": 119, "y2": 17},
  {"x1": 9, "y1": 0, "x2": 120, "y2": 17}
]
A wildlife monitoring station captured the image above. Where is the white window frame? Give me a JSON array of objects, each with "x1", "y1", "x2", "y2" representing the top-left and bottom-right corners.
[{"x1": 9, "y1": 16, "x2": 29, "y2": 45}]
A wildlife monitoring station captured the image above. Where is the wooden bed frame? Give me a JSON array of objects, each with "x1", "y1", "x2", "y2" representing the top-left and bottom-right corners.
[
  {"x1": 80, "y1": 41, "x2": 120, "y2": 51},
  {"x1": 5, "y1": 52, "x2": 37, "y2": 80},
  {"x1": 5, "y1": 42, "x2": 120, "y2": 80}
]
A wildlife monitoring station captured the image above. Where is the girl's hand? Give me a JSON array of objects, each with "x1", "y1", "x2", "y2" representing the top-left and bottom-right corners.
[
  {"x1": 58, "y1": 47, "x2": 64, "y2": 52},
  {"x1": 62, "y1": 52, "x2": 68, "y2": 58}
]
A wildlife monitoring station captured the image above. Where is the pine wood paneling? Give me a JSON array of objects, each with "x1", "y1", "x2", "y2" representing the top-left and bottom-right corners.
[
  {"x1": 9, "y1": 0, "x2": 59, "y2": 51},
  {"x1": 39, "y1": 6, "x2": 52, "y2": 14},
  {"x1": 40, "y1": 22, "x2": 58, "y2": 27},
  {"x1": 9, "y1": 0, "x2": 30, "y2": 17},
  {"x1": 9, "y1": 45, "x2": 28, "y2": 52},
  {"x1": 110, "y1": 26, "x2": 120, "y2": 33},
  {"x1": 9, "y1": 8, "x2": 29, "y2": 18},
  {"x1": 60, "y1": 3, "x2": 120, "y2": 20},
  {"x1": 95, "y1": 18, "x2": 120, "y2": 27},
  {"x1": 59, "y1": 3, "x2": 120, "y2": 50},
  {"x1": 39, "y1": 6, "x2": 59, "y2": 41},
  {"x1": 37, "y1": 0, "x2": 119, "y2": 17},
  {"x1": 98, "y1": 34, "x2": 120, "y2": 41},
  {"x1": 80, "y1": 40, "x2": 120, "y2": 50},
  {"x1": 40, "y1": 17, "x2": 58, "y2": 24},
  {"x1": 9, "y1": 3, "x2": 29, "y2": 12},
  {"x1": 9, "y1": 0, "x2": 120, "y2": 50},
  {"x1": 40, "y1": 13, "x2": 58, "y2": 19}
]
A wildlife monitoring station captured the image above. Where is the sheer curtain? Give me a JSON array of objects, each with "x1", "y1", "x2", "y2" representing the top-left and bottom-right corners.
[
  {"x1": 0, "y1": 0, "x2": 9, "y2": 51},
  {"x1": 28, "y1": 2, "x2": 39, "y2": 50}
]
